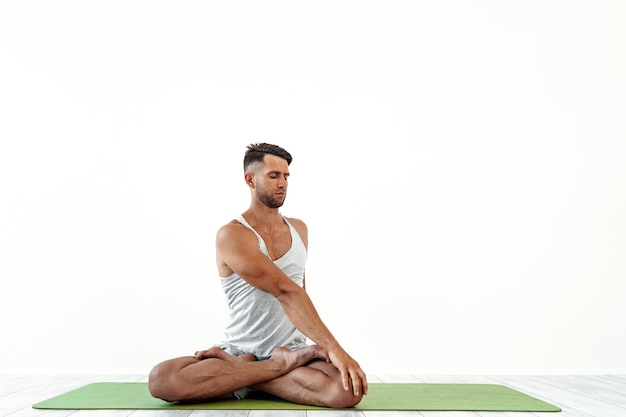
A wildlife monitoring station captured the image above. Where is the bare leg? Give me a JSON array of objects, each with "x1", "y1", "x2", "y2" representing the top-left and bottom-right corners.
[
  {"x1": 253, "y1": 359, "x2": 364, "y2": 408},
  {"x1": 148, "y1": 345, "x2": 328, "y2": 402}
]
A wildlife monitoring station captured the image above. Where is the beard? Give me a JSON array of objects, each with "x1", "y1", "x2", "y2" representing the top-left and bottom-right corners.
[{"x1": 256, "y1": 186, "x2": 286, "y2": 208}]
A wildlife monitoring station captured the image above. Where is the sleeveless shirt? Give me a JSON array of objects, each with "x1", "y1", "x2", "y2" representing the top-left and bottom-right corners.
[{"x1": 220, "y1": 215, "x2": 308, "y2": 358}]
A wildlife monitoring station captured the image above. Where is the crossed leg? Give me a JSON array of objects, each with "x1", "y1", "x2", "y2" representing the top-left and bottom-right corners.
[
  {"x1": 252, "y1": 358, "x2": 362, "y2": 408},
  {"x1": 148, "y1": 345, "x2": 362, "y2": 408}
]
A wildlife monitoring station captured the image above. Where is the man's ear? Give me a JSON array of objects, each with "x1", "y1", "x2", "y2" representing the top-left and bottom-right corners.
[{"x1": 244, "y1": 172, "x2": 255, "y2": 188}]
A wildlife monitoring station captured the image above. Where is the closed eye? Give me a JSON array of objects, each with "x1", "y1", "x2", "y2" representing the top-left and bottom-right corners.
[{"x1": 268, "y1": 171, "x2": 289, "y2": 180}]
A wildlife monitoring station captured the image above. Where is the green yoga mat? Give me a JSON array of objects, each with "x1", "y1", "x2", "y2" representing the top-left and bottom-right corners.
[{"x1": 33, "y1": 382, "x2": 561, "y2": 411}]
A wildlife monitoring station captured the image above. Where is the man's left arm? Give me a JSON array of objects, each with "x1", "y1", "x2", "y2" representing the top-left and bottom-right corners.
[{"x1": 287, "y1": 218, "x2": 367, "y2": 396}]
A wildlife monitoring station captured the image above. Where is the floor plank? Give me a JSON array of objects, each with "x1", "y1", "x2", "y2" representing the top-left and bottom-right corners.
[
  {"x1": 490, "y1": 375, "x2": 618, "y2": 417},
  {"x1": 189, "y1": 411, "x2": 249, "y2": 417},
  {"x1": 362, "y1": 411, "x2": 422, "y2": 417},
  {"x1": 374, "y1": 375, "x2": 420, "y2": 383},
  {"x1": 248, "y1": 411, "x2": 306, "y2": 417},
  {"x1": 129, "y1": 410, "x2": 193, "y2": 417},
  {"x1": 539, "y1": 375, "x2": 626, "y2": 408},
  {"x1": 307, "y1": 410, "x2": 364, "y2": 417}
]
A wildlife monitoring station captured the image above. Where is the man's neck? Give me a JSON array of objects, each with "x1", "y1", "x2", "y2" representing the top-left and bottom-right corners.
[{"x1": 242, "y1": 204, "x2": 284, "y2": 230}]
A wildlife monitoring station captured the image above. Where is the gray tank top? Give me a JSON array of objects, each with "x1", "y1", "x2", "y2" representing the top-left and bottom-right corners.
[{"x1": 220, "y1": 215, "x2": 308, "y2": 358}]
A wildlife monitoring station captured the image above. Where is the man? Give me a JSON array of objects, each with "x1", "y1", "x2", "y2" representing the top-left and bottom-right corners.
[{"x1": 148, "y1": 143, "x2": 367, "y2": 408}]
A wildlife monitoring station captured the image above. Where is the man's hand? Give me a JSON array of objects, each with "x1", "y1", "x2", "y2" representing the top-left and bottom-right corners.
[{"x1": 327, "y1": 348, "x2": 368, "y2": 396}]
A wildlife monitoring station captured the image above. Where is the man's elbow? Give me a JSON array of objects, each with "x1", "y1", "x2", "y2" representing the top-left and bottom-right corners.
[{"x1": 273, "y1": 282, "x2": 305, "y2": 303}]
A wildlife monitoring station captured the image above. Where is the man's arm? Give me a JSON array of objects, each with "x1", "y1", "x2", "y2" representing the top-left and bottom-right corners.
[{"x1": 216, "y1": 223, "x2": 367, "y2": 396}]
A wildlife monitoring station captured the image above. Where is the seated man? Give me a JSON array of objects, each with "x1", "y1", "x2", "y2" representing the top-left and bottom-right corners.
[{"x1": 148, "y1": 143, "x2": 367, "y2": 408}]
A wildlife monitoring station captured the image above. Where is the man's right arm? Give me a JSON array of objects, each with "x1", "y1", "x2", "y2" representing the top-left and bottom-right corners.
[{"x1": 216, "y1": 224, "x2": 368, "y2": 396}]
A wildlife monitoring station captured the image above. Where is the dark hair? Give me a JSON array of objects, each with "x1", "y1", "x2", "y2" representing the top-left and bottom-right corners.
[{"x1": 243, "y1": 143, "x2": 292, "y2": 172}]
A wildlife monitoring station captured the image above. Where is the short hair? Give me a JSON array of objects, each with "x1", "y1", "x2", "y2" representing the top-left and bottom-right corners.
[{"x1": 243, "y1": 143, "x2": 292, "y2": 173}]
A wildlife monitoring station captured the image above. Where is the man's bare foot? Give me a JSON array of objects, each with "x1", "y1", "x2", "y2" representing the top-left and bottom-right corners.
[
  {"x1": 268, "y1": 345, "x2": 329, "y2": 371},
  {"x1": 194, "y1": 347, "x2": 256, "y2": 363}
]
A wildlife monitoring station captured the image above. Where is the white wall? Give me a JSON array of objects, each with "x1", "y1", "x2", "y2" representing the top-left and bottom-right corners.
[{"x1": 1, "y1": 1, "x2": 625, "y2": 375}]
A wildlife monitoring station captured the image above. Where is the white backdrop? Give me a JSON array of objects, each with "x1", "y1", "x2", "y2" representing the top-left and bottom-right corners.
[{"x1": 1, "y1": 1, "x2": 625, "y2": 375}]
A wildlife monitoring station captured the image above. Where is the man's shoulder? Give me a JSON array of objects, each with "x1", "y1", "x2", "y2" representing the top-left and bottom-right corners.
[
  {"x1": 285, "y1": 216, "x2": 307, "y2": 228},
  {"x1": 285, "y1": 217, "x2": 307, "y2": 231},
  {"x1": 223, "y1": 218, "x2": 244, "y2": 227},
  {"x1": 217, "y1": 219, "x2": 253, "y2": 241}
]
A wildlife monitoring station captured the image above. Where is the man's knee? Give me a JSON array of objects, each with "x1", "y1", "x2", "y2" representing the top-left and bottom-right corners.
[
  {"x1": 148, "y1": 362, "x2": 169, "y2": 400},
  {"x1": 148, "y1": 361, "x2": 184, "y2": 402},
  {"x1": 149, "y1": 357, "x2": 235, "y2": 403},
  {"x1": 323, "y1": 378, "x2": 364, "y2": 408},
  {"x1": 326, "y1": 387, "x2": 363, "y2": 408},
  {"x1": 305, "y1": 361, "x2": 364, "y2": 408}
]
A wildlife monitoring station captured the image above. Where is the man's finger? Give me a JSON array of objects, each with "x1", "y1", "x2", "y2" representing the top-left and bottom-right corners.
[
  {"x1": 360, "y1": 370, "x2": 369, "y2": 395},
  {"x1": 341, "y1": 367, "x2": 351, "y2": 392},
  {"x1": 350, "y1": 369, "x2": 361, "y2": 396}
]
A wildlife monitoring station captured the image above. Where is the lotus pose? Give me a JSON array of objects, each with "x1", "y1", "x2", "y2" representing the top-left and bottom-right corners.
[{"x1": 148, "y1": 143, "x2": 367, "y2": 408}]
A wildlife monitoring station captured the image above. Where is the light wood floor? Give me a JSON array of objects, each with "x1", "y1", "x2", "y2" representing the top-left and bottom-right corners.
[{"x1": 1, "y1": 374, "x2": 624, "y2": 417}]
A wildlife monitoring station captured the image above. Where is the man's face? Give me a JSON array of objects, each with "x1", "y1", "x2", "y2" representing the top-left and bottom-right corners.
[{"x1": 254, "y1": 154, "x2": 289, "y2": 209}]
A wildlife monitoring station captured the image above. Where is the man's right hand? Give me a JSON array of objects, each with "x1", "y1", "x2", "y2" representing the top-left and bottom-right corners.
[{"x1": 327, "y1": 348, "x2": 368, "y2": 397}]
